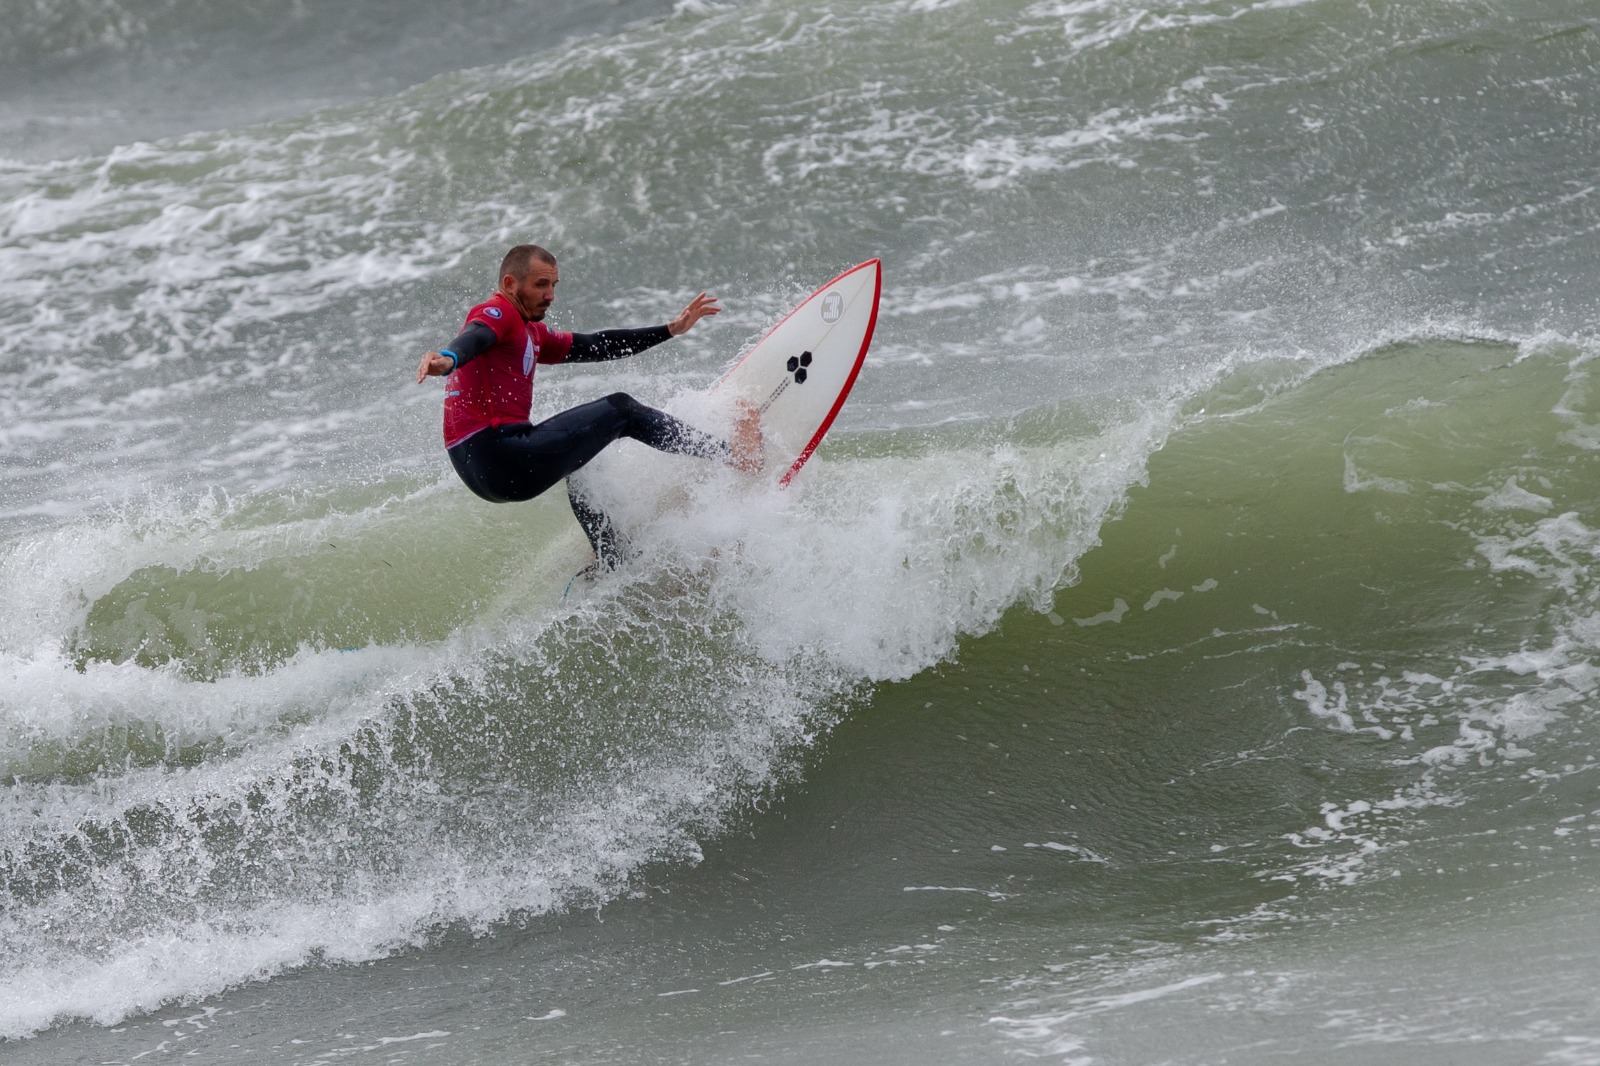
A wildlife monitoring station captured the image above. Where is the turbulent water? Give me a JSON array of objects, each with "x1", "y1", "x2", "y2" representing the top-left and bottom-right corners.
[{"x1": 3, "y1": 0, "x2": 1599, "y2": 1062}]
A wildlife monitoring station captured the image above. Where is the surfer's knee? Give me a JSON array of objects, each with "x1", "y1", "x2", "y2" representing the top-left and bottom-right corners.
[
  {"x1": 604, "y1": 392, "x2": 645, "y2": 418},
  {"x1": 604, "y1": 392, "x2": 665, "y2": 439}
]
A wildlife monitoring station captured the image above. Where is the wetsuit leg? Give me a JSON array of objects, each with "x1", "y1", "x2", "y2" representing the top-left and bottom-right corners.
[
  {"x1": 448, "y1": 393, "x2": 729, "y2": 566},
  {"x1": 566, "y1": 483, "x2": 624, "y2": 570},
  {"x1": 600, "y1": 392, "x2": 728, "y2": 461}
]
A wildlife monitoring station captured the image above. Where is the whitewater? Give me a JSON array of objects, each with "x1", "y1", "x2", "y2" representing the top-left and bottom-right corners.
[{"x1": 3, "y1": 1, "x2": 1600, "y2": 1062}]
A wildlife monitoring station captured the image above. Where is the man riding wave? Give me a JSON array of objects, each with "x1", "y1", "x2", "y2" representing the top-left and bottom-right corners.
[{"x1": 416, "y1": 244, "x2": 761, "y2": 568}]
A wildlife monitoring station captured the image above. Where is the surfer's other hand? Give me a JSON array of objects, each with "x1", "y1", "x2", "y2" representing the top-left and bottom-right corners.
[
  {"x1": 668, "y1": 292, "x2": 721, "y2": 336},
  {"x1": 416, "y1": 351, "x2": 453, "y2": 383}
]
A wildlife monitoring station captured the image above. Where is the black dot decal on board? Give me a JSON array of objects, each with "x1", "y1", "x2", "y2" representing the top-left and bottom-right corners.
[{"x1": 787, "y1": 351, "x2": 814, "y2": 383}]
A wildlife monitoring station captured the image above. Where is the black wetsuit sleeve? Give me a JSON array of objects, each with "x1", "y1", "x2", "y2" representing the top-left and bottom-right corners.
[
  {"x1": 440, "y1": 321, "x2": 498, "y2": 370},
  {"x1": 564, "y1": 325, "x2": 673, "y2": 364}
]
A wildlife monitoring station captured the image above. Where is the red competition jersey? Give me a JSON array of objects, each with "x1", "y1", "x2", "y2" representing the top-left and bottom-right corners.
[{"x1": 442, "y1": 292, "x2": 574, "y2": 447}]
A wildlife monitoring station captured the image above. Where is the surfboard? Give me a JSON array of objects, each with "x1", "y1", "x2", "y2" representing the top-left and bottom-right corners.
[
  {"x1": 562, "y1": 259, "x2": 881, "y2": 599},
  {"x1": 711, "y1": 258, "x2": 881, "y2": 487}
]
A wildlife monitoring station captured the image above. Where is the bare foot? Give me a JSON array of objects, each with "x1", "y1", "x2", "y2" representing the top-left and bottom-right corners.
[{"x1": 730, "y1": 401, "x2": 764, "y2": 474}]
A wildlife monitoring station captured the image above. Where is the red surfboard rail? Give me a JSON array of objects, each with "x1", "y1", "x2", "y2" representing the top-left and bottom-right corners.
[{"x1": 714, "y1": 259, "x2": 881, "y2": 488}]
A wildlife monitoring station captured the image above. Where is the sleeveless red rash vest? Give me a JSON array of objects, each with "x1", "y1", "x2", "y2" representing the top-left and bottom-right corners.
[{"x1": 442, "y1": 292, "x2": 574, "y2": 448}]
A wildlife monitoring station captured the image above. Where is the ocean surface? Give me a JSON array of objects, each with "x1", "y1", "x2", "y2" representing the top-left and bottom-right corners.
[{"x1": 3, "y1": 0, "x2": 1599, "y2": 1062}]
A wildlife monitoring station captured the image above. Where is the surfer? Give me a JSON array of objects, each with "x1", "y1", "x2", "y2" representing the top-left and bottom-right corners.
[{"x1": 416, "y1": 244, "x2": 761, "y2": 569}]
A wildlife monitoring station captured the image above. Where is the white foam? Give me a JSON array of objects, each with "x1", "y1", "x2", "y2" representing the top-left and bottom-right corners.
[
  {"x1": 1474, "y1": 476, "x2": 1554, "y2": 514},
  {"x1": 1074, "y1": 599, "x2": 1128, "y2": 626},
  {"x1": 0, "y1": 395, "x2": 1175, "y2": 1038},
  {"x1": 1143, "y1": 588, "x2": 1182, "y2": 611},
  {"x1": 1278, "y1": 500, "x2": 1600, "y2": 888},
  {"x1": 0, "y1": 482, "x2": 470, "y2": 766}
]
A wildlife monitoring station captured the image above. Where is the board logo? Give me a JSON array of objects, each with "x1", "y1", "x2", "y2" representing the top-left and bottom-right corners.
[
  {"x1": 786, "y1": 351, "x2": 813, "y2": 384},
  {"x1": 820, "y1": 292, "x2": 843, "y2": 323}
]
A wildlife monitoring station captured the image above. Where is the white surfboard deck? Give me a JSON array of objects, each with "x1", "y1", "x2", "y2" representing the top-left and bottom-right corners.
[
  {"x1": 561, "y1": 260, "x2": 881, "y2": 600},
  {"x1": 711, "y1": 258, "x2": 881, "y2": 487}
]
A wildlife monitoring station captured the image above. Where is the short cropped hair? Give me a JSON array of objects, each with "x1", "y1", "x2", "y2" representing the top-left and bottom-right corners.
[{"x1": 499, "y1": 244, "x2": 557, "y2": 281}]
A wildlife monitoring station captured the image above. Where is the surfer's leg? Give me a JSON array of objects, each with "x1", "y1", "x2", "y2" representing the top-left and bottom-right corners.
[
  {"x1": 601, "y1": 393, "x2": 730, "y2": 460},
  {"x1": 566, "y1": 481, "x2": 625, "y2": 571},
  {"x1": 565, "y1": 394, "x2": 736, "y2": 568},
  {"x1": 448, "y1": 395, "x2": 756, "y2": 565},
  {"x1": 446, "y1": 397, "x2": 653, "y2": 503},
  {"x1": 604, "y1": 392, "x2": 763, "y2": 472}
]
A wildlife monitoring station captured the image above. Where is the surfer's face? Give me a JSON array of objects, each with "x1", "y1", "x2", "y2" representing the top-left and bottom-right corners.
[{"x1": 504, "y1": 260, "x2": 559, "y2": 321}]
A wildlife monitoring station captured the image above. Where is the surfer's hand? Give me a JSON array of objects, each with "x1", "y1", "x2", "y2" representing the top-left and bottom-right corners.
[
  {"x1": 668, "y1": 292, "x2": 721, "y2": 336},
  {"x1": 415, "y1": 351, "x2": 453, "y2": 383}
]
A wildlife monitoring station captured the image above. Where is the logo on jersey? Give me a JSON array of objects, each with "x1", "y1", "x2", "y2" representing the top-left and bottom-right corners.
[
  {"x1": 523, "y1": 338, "x2": 537, "y2": 376},
  {"x1": 485, "y1": 306, "x2": 503, "y2": 320},
  {"x1": 820, "y1": 292, "x2": 843, "y2": 323}
]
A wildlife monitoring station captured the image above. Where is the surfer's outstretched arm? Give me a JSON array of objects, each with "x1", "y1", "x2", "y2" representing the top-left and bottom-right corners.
[
  {"x1": 417, "y1": 293, "x2": 719, "y2": 379},
  {"x1": 415, "y1": 322, "x2": 496, "y2": 382},
  {"x1": 565, "y1": 325, "x2": 673, "y2": 363},
  {"x1": 562, "y1": 291, "x2": 722, "y2": 361}
]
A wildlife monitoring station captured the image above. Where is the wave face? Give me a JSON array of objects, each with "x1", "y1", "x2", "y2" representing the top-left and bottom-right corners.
[
  {"x1": 965, "y1": 335, "x2": 1600, "y2": 1060},
  {"x1": 3, "y1": 0, "x2": 1600, "y2": 1059},
  {"x1": 0, "y1": 384, "x2": 1141, "y2": 1037}
]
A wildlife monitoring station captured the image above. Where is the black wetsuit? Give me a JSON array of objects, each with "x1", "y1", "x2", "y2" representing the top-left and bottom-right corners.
[{"x1": 441, "y1": 321, "x2": 728, "y2": 567}]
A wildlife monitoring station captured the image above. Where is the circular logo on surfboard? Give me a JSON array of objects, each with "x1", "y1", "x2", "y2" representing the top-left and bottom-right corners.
[{"x1": 820, "y1": 292, "x2": 843, "y2": 323}]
